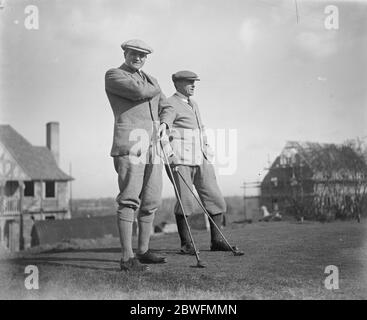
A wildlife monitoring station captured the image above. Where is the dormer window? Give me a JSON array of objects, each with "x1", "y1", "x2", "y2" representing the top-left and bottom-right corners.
[
  {"x1": 271, "y1": 177, "x2": 278, "y2": 187},
  {"x1": 280, "y1": 156, "x2": 287, "y2": 166}
]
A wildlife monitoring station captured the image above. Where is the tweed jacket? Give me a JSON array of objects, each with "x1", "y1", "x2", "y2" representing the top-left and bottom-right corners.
[
  {"x1": 166, "y1": 92, "x2": 214, "y2": 165},
  {"x1": 105, "y1": 64, "x2": 174, "y2": 157}
]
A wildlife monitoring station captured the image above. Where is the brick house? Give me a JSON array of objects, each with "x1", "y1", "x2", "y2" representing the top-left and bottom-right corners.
[{"x1": 0, "y1": 122, "x2": 73, "y2": 251}]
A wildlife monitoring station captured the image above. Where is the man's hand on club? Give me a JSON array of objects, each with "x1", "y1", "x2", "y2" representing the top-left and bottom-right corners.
[
  {"x1": 158, "y1": 123, "x2": 168, "y2": 139},
  {"x1": 169, "y1": 154, "x2": 180, "y2": 167}
]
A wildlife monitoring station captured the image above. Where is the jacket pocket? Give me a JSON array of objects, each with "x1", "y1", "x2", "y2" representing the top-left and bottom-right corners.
[{"x1": 113, "y1": 123, "x2": 150, "y2": 156}]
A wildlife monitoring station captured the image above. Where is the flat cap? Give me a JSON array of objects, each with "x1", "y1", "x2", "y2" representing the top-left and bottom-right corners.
[
  {"x1": 172, "y1": 70, "x2": 200, "y2": 82},
  {"x1": 121, "y1": 39, "x2": 153, "y2": 54}
]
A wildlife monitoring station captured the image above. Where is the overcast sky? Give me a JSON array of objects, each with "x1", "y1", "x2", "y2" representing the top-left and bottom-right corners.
[{"x1": 1, "y1": 0, "x2": 366, "y2": 199}]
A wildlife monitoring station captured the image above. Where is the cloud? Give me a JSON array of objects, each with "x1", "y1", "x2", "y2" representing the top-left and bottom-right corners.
[
  {"x1": 296, "y1": 30, "x2": 338, "y2": 58},
  {"x1": 317, "y1": 76, "x2": 327, "y2": 81},
  {"x1": 239, "y1": 18, "x2": 260, "y2": 51},
  {"x1": 52, "y1": 1, "x2": 169, "y2": 49}
]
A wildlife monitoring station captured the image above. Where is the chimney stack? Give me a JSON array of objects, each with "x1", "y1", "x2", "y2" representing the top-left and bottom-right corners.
[{"x1": 46, "y1": 122, "x2": 60, "y2": 165}]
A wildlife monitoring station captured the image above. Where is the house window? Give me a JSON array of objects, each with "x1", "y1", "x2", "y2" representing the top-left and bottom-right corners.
[
  {"x1": 5, "y1": 181, "x2": 18, "y2": 197},
  {"x1": 270, "y1": 177, "x2": 278, "y2": 187},
  {"x1": 280, "y1": 156, "x2": 286, "y2": 166},
  {"x1": 24, "y1": 181, "x2": 35, "y2": 197},
  {"x1": 45, "y1": 181, "x2": 56, "y2": 198}
]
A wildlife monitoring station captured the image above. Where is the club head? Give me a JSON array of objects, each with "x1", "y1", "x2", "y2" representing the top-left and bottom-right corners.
[
  {"x1": 233, "y1": 250, "x2": 244, "y2": 256},
  {"x1": 232, "y1": 246, "x2": 244, "y2": 256},
  {"x1": 190, "y1": 260, "x2": 207, "y2": 268}
]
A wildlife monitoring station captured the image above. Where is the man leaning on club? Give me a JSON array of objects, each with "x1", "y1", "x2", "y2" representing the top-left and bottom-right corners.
[
  {"x1": 105, "y1": 39, "x2": 175, "y2": 272},
  {"x1": 161, "y1": 70, "x2": 243, "y2": 255}
]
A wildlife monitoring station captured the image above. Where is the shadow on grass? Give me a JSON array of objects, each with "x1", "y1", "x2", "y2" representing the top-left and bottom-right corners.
[
  {"x1": 1, "y1": 248, "x2": 182, "y2": 272},
  {"x1": 35, "y1": 247, "x2": 181, "y2": 255},
  {"x1": 2, "y1": 256, "x2": 120, "y2": 271}
]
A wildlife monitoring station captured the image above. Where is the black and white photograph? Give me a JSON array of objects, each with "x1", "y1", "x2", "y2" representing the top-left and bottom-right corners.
[{"x1": 0, "y1": 0, "x2": 366, "y2": 303}]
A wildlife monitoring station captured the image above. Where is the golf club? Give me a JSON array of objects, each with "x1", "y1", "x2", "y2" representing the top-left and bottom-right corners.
[
  {"x1": 159, "y1": 140, "x2": 206, "y2": 268},
  {"x1": 175, "y1": 170, "x2": 244, "y2": 256}
]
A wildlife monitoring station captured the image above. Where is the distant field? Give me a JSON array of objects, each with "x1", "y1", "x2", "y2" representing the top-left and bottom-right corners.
[
  {"x1": 0, "y1": 220, "x2": 366, "y2": 300},
  {"x1": 72, "y1": 196, "x2": 247, "y2": 225}
]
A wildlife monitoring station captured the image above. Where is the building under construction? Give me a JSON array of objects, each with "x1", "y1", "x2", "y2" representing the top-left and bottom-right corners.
[{"x1": 260, "y1": 141, "x2": 367, "y2": 220}]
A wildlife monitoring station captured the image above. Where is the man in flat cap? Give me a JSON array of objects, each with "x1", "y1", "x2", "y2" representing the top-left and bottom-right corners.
[
  {"x1": 164, "y1": 70, "x2": 242, "y2": 254},
  {"x1": 105, "y1": 39, "x2": 175, "y2": 271}
]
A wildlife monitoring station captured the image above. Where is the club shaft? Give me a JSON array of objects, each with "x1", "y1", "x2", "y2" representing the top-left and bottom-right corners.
[
  {"x1": 176, "y1": 170, "x2": 235, "y2": 253},
  {"x1": 159, "y1": 141, "x2": 202, "y2": 263}
]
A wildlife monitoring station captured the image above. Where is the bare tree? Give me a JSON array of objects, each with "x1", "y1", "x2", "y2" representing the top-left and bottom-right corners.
[{"x1": 342, "y1": 139, "x2": 367, "y2": 221}]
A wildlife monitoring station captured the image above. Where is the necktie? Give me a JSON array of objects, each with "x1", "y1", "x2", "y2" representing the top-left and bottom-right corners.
[
  {"x1": 187, "y1": 98, "x2": 204, "y2": 153},
  {"x1": 138, "y1": 70, "x2": 146, "y2": 81},
  {"x1": 187, "y1": 97, "x2": 193, "y2": 108}
]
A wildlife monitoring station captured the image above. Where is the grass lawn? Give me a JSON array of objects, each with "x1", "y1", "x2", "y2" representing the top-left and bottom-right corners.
[{"x1": 0, "y1": 220, "x2": 366, "y2": 300}]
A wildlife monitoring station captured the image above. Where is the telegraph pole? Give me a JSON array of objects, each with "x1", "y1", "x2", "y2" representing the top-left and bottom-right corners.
[
  {"x1": 69, "y1": 162, "x2": 73, "y2": 218},
  {"x1": 241, "y1": 181, "x2": 246, "y2": 220}
]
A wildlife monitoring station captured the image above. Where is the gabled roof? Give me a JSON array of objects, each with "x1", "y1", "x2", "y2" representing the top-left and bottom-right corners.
[
  {"x1": 0, "y1": 125, "x2": 72, "y2": 181},
  {"x1": 282, "y1": 141, "x2": 367, "y2": 173}
]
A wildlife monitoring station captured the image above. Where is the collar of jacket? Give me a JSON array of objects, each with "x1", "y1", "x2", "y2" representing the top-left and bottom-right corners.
[
  {"x1": 174, "y1": 91, "x2": 190, "y2": 103},
  {"x1": 119, "y1": 63, "x2": 141, "y2": 74},
  {"x1": 174, "y1": 92, "x2": 196, "y2": 114},
  {"x1": 120, "y1": 63, "x2": 155, "y2": 86}
]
